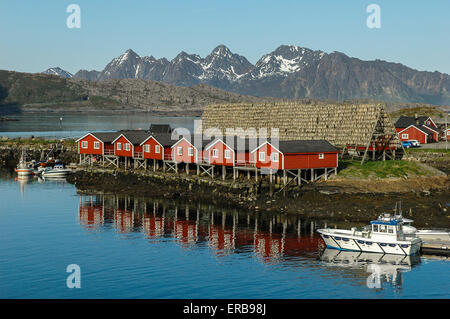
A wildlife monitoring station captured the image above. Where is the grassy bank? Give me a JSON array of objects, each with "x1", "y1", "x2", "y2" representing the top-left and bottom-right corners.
[
  {"x1": 0, "y1": 137, "x2": 76, "y2": 148},
  {"x1": 337, "y1": 159, "x2": 443, "y2": 179}
]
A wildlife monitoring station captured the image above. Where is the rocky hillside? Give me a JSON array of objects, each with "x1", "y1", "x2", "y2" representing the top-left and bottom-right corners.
[
  {"x1": 67, "y1": 45, "x2": 450, "y2": 105},
  {"x1": 0, "y1": 70, "x2": 275, "y2": 114}
]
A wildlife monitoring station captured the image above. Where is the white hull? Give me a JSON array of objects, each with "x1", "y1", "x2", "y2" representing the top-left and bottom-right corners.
[
  {"x1": 415, "y1": 230, "x2": 450, "y2": 242},
  {"x1": 41, "y1": 170, "x2": 71, "y2": 177},
  {"x1": 317, "y1": 229, "x2": 421, "y2": 256},
  {"x1": 16, "y1": 169, "x2": 33, "y2": 176}
]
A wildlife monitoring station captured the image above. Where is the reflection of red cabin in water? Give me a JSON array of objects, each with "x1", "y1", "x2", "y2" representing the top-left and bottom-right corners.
[
  {"x1": 142, "y1": 215, "x2": 165, "y2": 238},
  {"x1": 208, "y1": 226, "x2": 235, "y2": 251},
  {"x1": 114, "y1": 209, "x2": 134, "y2": 233},
  {"x1": 173, "y1": 220, "x2": 198, "y2": 244},
  {"x1": 78, "y1": 204, "x2": 104, "y2": 228},
  {"x1": 253, "y1": 232, "x2": 320, "y2": 261}
]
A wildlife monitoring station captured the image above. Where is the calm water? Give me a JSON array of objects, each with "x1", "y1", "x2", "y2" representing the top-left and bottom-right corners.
[
  {"x1": 0, "y1": 113, "x2": 198, "y2": 139},
  {"x1": 0, "y1": 171, "x2": 449, "y2": 299}
]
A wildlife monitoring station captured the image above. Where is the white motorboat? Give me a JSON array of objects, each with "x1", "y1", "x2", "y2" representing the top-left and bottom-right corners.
[
  {"x1": 401, "y1": 221, "x2": 450, "y2": 242},
  {"x1": 317, "y1": 213, "x2": 422, "y2": 256},
  {"x1": 41, "y1": 164, "x2": 72, "y2": 178}
]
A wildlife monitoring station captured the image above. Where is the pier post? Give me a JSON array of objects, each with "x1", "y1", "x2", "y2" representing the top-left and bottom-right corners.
[
  {"x1": 270, "y1": 170, "x2": 273, "y2": 184},
  {"x1": 247, "y1": 170, "x2": 250, "y2": 180},
  {"x1": 298, "y1": 169, "x2": 301, "y2": 185},
  {"x1": 255, "y1": 168, "x2": 258, "y2": 182},
  {"x1": 233, "y1": 168, "x2": 236, "y2": 180},
  {"x1": 325, "y1": 168, "x2": 328, "y2": 181},
  {"x1": 153, "y1": 159, "x2": 156, "y2": 172},
  {"x1": 197, "y1": 164, "x2": 200, "y2": 176},
  {"x1": 186, "y1": 163, "x2": 189, "y2": 175},
  {"x1": 222, "y1": 165, "x2": 226, "y2": 180},
  {"x1": 283, "y1": 170, "x2": 287, "y2": 185},
  {"x1": 311, "y1": 169, "x2": 314, "y2": 181}
]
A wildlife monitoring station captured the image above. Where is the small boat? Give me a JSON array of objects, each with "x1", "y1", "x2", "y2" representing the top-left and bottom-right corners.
[
  {"x1": 41, "y1": 163, "x2": 72, "y2": 178},
  {"x1": 317, "y1": 213, "x2": 422, "y2": 256},
  {"x1": 401, "y1": 220, "x2": 450, "y2": 242},
  {"x1": 15, "y1": 150, "x2": 33, "y2": 176}
]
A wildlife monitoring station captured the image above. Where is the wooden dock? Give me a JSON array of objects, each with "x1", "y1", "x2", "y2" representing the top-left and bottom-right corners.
[{"x1": 421, "y1": 241, "x2": 450, "y2": 256}]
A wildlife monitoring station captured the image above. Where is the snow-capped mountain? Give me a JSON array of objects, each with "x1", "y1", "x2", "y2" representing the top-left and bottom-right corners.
[
  {"x1": 247, "y1": 45, "x2": 326, "y2": 80},
  {"x1": 42, "y1": 67, "x2": 73, "y2": 78},
  {"x1": 74, "y1": 45, "x2": 308, "y2": 85},
  {"x1": 68, "y1": 44, "x2": 450, "y2": 104}
]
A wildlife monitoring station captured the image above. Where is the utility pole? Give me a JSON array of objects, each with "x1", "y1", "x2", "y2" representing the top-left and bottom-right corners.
[{"x1": 446, "y1": 112, "x2": 449, "y2": 150}]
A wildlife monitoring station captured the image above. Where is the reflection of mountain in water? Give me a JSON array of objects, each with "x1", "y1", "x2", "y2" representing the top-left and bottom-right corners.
[{"x1": 78, "y1": 194, "x2": 323, "y2": 263}]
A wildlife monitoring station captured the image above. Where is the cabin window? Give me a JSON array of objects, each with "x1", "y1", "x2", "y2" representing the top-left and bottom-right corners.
[
  {"x1": 318, "y1": 153, "x2": 324, "y2": 159},
  {"x1": 258, "y1": 152, "x2": 265, "y2": 162},
  {"x1": 81, "y1": 141, "x2": 88, "y2": 149},
  {"x1": 212, "y1": 149, "x2": 219, "y2": 158},
  {"x1": 188, "y1": 147, "x2": 194, "y2": 156},
  {"x1": 224, "y1": 149, "x2": 231, "y2": 159},
  {"x1": 144, "y1": 145, "x2": 151, "y2": 153},
  {"x1": 372, "y1": 224, "x2": 378, "y2": 232},
  {"x1": 117, "y1": 142, "x2": 121, "y2": 150},
  {"x1": 177, "y1": 146, "x2": 183, "y2": 156},
  {"x1": 124, "y1": 143, "x2": 130, "y2": 151},
  {"x1": 379, "y1": 225, "x2": 387, "y2": 233},
  {"x1": 94, "y1": 141, "x2": 100, "y2": 149},
  {"x1": 155, "y1": 145, "x2": 160, "y2": 153},
  {"x1": 402, "y1": 133, "x2": 409, "y2": 139},
  {"x1": 271, "y1": 153, "x2": 279, "y2": 162},
  {"x1": 388, "y1": 226, "x2": 394, "y2": 234}
]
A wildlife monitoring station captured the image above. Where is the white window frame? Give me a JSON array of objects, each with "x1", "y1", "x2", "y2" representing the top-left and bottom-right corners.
[
  {"x1": 188, "y1": 147, "x2": 194, "y2": 156},
  {"x1": 224, "y1": 149, "x2": 231, "y2": 159},
  {"x1": 124, "y1": 143, "x2": 130, "y2": 151},
  {"x1": 177, "y1": 146, "x2": 183, "y2": 156},
  {"x1": 318, "y1": 153, "x2": 324, "y2": 160},
  {"x1": 271, "y1": 152, "x2": 279, "y2": 162},
  {"x1": 81, "y1": 141, "x2": 88, "y2": 149},
  {"x1": 117, "y1": 142, "x2": 122, "y2": 150},
  {"x1": 94, "y1": 141, "x2": 100, "y2": 149},
  {"x1": 402, "y1": 133, "x2": 409, "y2": 139},
  {"x1": 155, "y1": 145, "x2": 161, "y2": 153},
  {"x1": 212, "y1": 149, "x2": 219, "y2": 158},
  {"x1": 144, "y1": 144, "x2": 151, "y2": 153},
  {"x1": 258, "y1": 151, "x2": 265, "y2": 162}
]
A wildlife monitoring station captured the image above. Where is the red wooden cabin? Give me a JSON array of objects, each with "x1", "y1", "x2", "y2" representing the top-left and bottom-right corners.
[
  {"x1": 250, "y1": 140, "x2": 339, "y2": 170},
  {"x1": 76, "y1": 132, "x2": 118, "y2": 156},
  {"x1": 112, "y1": 131, "x2": 152, "y2": 158}
]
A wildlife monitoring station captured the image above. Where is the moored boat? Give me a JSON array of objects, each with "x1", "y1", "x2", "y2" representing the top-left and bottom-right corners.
[
  {"x1": 41, "y1": 163, "x2": 72, "y2": 178},
  {"x1": 317, "y1": 213, "x2": 422, "y2": 256},
  {"x1": 15, "y1": 150, "x2": 33, "y2": 176}
]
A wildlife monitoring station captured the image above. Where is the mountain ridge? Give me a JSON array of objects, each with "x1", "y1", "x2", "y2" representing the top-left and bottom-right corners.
[{"x1": 41, "y1": 44, "x2": 450, "y2": 105}]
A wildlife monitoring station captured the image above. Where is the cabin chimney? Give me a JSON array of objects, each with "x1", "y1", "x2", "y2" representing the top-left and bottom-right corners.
[{"x1": 414, "y1": 113, "x2": 419, "y2": 125}]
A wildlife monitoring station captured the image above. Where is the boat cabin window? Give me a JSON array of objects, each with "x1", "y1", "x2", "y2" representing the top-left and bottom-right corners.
[
  {"x1": 388, "y1": 226, "x2": 394, "y2": 234},
  {"x1": 372, "y1": 224, "x2": 378, "y2": 232},
  {"x1": 379, "y1": 225, "x2": 387, "y2": 233}
]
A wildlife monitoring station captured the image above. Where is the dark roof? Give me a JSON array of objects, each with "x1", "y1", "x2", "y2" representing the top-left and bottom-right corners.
[
  {"x1": 275, "y1": 140, "x2": 340, "y2": 153},
  {"x1": 418, "y1": 125, "x2": 435, "y2": 135},
  {"x1": 149, "y1": 133, "x2": 177, "y2": 147},
  {"x1": 394, "y1": 116, "x2": 429, "y2": 128},
  {"x1": 119, "y1": 131, "x2": 152, "y2": 145},
  {"x1": 149, "y1": 124, "x2": 172, "y2": 134},
  {"x1": 88, "y1": 132, "x2": 120, "y2": 143}
]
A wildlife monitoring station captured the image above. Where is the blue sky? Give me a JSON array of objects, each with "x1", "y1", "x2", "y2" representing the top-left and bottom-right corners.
[{"x1": 1, "y1": 0, "x2": 449, "y2": 74}]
